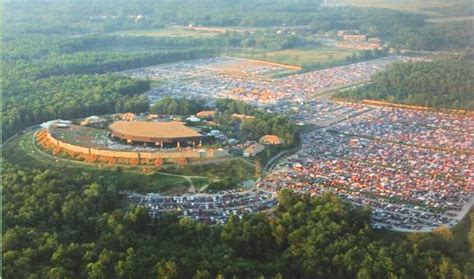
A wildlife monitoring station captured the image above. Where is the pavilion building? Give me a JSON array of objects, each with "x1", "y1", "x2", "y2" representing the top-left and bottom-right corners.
[{"x1": 109, "y1": 121, "x2": 203, "y2": 149}]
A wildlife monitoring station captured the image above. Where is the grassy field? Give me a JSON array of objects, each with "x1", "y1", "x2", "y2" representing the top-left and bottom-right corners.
[
  {"x1": 231, "y1": 47, "x2": 354, "y2": 68},
  {"x1": 3, "y1": 130, "x2": 257, "y2": 194},
  {"x1": 3, "y1": 131, "x2": 191, "y2": 194},
  {"x1": 112, "y1": 27, "x2": 219, "y2": 38},
  {"x1": 427, "y1": 16, "x2": 474, "y2": 23},
  {"x1": 327, "y1": 0, "x2": 454, "y2": 13},
  {"x1": 168, "y1": 158, "x2": 256, "y2": 183}
]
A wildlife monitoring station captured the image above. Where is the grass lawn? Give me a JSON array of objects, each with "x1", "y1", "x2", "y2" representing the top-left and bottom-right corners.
[
  {"x1": 427, "y1": 16, "x2": 474, "y2": 23},
  {"x1": 329, "y1": 0, "x2": 453, "y2": 14},
  {"x1": 112, "y1": 27, "x2": 219, "y2": 38},
  {"x1": 191, "y1": 177, "x2": 210, "y2": 190},
  {"x1": 3, "y1": 130, "x2": 255, "y2": 194},
  {"x1": 167, "y1": 158, "x2": 256, "y2": 183},
  {"x1": 3, "y1": 131, "x2": 190, "y2": 194},
  {"x1": 231, "y1": 47, "x2": 354, "y2": 68}
]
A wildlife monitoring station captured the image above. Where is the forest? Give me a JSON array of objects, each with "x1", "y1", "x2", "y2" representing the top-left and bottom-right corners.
[
  {"x1": 3, "y1": 34, "x2": 217, "y2": 140},
  {"x1": 3, "y1": 75, "x2": 150, "y2": 139},
  {"x1": 2, "y1": 164, "x2": 473, "y2": 278},
  {"x1": 150, "y1": 97, "x2": 207, "y2": 116},
  {"x1": 5, "y1": 0, "x2": 472, "y2": 50},
  {"x1": 334, "y1": 57, "x2": 474, "y2": 110}
]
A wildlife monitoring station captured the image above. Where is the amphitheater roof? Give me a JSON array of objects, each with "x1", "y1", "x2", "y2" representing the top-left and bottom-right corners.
[{"x1": 109, "y1": 121, "x2": 202, "y2": 141}]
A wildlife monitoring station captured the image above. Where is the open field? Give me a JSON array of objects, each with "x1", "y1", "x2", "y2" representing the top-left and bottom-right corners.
[
  {"x1": 427, "y1": 16, "x2": 474, "y2": 23},
  {"x1": 326, "y1": 0, "x2": 454, "y2": 13},
  {"x1": 96, "y1": 46, "x2": 193, "y2": 53},
  {"x1": 112, "y1": 27, "x2": 219, "y2": 38},
  {"x1": 231, "y1": 47, "x2": 354, "y2": 68},
  {"x1": 169, "y1": 158, "x2": 256, "y2": 184}
]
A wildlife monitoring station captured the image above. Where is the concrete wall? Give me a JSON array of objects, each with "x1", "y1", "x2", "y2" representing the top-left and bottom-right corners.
[{"x1": 45, "y1": 129, "x2": 223, "y2": 161}]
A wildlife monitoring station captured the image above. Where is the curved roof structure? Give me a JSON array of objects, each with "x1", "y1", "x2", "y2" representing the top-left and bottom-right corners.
[{"x1": 109, "y1": 121, "x2": 202, "y2": 143}]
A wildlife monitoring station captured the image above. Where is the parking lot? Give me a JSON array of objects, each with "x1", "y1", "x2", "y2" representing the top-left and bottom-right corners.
[{"x1": 123, "y1": 55, "x2": 472, "y2": 231}]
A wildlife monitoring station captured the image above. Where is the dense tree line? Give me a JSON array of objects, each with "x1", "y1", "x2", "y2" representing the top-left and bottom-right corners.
[
  {"x1": 334, "y1": 57, "x2": 474, "y2": 110},
  {"x1": 240, "y1": 114, "x2": 297, "y2": 144},
  {"x1": 3, "y1": 29, "x2": 218, "y2": 141},
  {"x1": 3, "y1": 164, "x2": 473, "y2": 278},
  {"x1": 213, "y1": 99, "x2": 298, "y2": 144},
  {"x1": 3, "y1": 34, "x2": 220, "y2": 62},
  {"x1": 215, "y1": 99, "x2": 255, "y2": 116},
  {"x1": 388, "y1": 20, "x2": 473, "y2": 51},
  {"x1": 301, "y1": 48, "x2": 389, "y2": 72},
  {"x1": 5, "y1": 48, "x2": 219, "y2": 81},
  {"x1": 424, "y1": 2, "x2": 474, "y2": 17},
  {"x1": 2, "y1": 75, "x2": 150, "y2": 140},
  {"x1": 5, "y1": 0, "x2": 472, "y2": 51}
]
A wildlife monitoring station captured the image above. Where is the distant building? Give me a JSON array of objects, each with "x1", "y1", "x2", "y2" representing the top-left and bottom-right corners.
[
  {"x1": 186, "y1": 116, "x2": 201, "y2": 122},
  {"x1": 80, "y1": 116, "x2": 106, "y2": 126},
  {"x1": 54, "y1": 119, "x2": 71, "y2": 128},
  {"x1": 259, "y1": 135, "x2": 283, "y2": 145},
  {"x1": 232, "y1": 113, "x2": 256, "y2": 121},
  {"x1": 368, "y1": 37, "x2": 382, "y2": 48},
  {"x1": 368, "y1": 38, "x2": 382, "y2": 44},
  {"x1": 243, "y1": 143, "x2": 265, "y2": 157},
  {"x1": 55, "y1": 123, "x2": 70, "y2": 128},
  {"x1": 343, "y1": 34, "x2": 367, "y2": 42},
  {"x1": 337, "y1": 30, "x2": 359, "y2": 37},
  {"x1": 196, "y1": 110, "x2": 216, "y2": 119},
  {"x1": 121, "y1": 112, "x2": 136, "y2": 121}
]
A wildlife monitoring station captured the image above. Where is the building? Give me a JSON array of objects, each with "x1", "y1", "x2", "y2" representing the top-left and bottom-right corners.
[
  {"x1": 109, "y1": 121, "x2": 203, "y2": 149},
  {"x1": 196, "y1": 111, "x2": 216, "y2": 119},
  {"x1": 337, "y1": 30, "x2": 359, "y2": 37},
  {"x1": 243, "y1": 143, "x2": 265, "y2": 157},
  {"x1": 368, "y1": 37, "x2": 382, "y2": 48},
  {"x1": 343, "y1": 34, "x2": 367, "y2": 42},
  {"x1": 186, "y1": 116, "x2": 201, "y2": 122},
  {"x1": 53, "y1": 120, "x2": 71, "y2": 128},
  {"x1": 80, "y1": 116, "x2": 107, "y2": 126},
  {"x1": 259, "y1": 135, "x2": 283, "y2": 145},
  {"x1": 121, "y1": 112, "x2": 136, "y2": 121},
  {"x1": 232, "y1": 113, "x2": 256, "y2": 121}
]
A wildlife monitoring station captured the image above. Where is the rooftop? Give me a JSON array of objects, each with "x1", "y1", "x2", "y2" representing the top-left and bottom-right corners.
[{"x1": 109, "y1": 121, "x2": 203, "y2": 140}]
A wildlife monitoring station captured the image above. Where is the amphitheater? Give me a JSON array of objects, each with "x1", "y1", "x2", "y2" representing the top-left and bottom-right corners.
[
  {"x1": 109, "y1": 121, "x2": 203, "y2": 148},
  {"x1": 35, "y1": 125, "x2": 228, "y2": 167}
]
